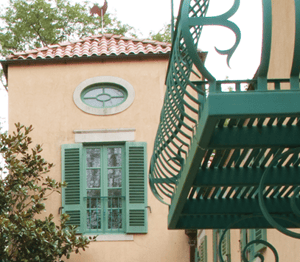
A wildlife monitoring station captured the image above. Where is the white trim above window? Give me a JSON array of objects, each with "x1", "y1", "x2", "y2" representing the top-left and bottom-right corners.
[
  {"x1": 74, "y1": 128, "x2": 136, "y2": 143},
  {"x1": 86, "y1": 234, "x2": 134, "y2": 242},
  {"x1": 73, "y1": 76, "x2": 135, "y2": 115}
]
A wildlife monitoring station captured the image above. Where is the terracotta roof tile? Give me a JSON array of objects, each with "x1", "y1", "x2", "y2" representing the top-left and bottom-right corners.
[{"x1": 6, "y1": 34, "x2": 171, "y2": 61}]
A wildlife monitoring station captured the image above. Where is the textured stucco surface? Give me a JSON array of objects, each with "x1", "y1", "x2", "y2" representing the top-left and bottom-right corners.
[{"x1": 8, "y1": 57, "x2": 190, "y2": 262}]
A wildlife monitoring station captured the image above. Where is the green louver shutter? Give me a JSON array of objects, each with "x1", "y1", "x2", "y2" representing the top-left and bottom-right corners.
[
  {"x1": 61, "y1": 144, "x2": 83, "y2": 233},
  {"x1": 250, "y1": 229, "x2": 267, "y2": 254},
  {"x1": 213, "y1": 229, "x2": 231, "y2": 262},
  {"x1": 125, "y1": 142, "x2": 147, "y2": 233},
  {"x1": 196, "y1": 235, "x2": 207, "y2": 262}
]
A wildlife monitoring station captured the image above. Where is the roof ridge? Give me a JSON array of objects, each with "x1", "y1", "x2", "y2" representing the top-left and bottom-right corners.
[{"x1": 6, "y1": 34, "x2": 171, "y2": 61}]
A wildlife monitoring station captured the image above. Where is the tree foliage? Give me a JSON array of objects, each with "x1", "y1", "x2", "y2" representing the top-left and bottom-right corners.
[
  {"x1": 0, "y1": 123, "x2": 90, "y2": 261},
  {"x1": 0, "y1": 0, "x2": 137, "y2": 90},
  {"x1": 0, "y1": 0, "x2": 171, "y2": 91},
  {"x1": 0, "y1": 0, "x2": 137, "y2": 56},
  {"x1": 149, "y1": 24, "x2": 172, "y2": 43}
]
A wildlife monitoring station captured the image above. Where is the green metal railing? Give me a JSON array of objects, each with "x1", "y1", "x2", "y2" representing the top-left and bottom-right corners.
[
  {"x1": 150, "y1": 0, "x2": 300, "y2": 260},
  {"x1": 149, "y1": 0, "x2": 300, "y2": 205},
  {"x1": 149, "y1": 0, "x2": 210, "y2": 205},
  {"x1": 149, "y1": 0, "x2": 250, "y2": 205}
]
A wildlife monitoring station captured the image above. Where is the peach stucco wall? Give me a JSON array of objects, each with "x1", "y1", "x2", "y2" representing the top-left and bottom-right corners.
[
  {"x1": 8, "y1": 57, "x2": 190, "y2": 262},
  {"x1": 263, "y1": 2, "x2": 299, "y2": 259},
  {"x1": 268, "y1": 0, "x2": 295, "y2": 80}
]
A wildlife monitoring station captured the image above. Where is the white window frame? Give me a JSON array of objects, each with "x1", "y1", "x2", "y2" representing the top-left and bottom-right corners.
[{"x1": 73, "y1": 76, "x2": 135, "y2": 115}]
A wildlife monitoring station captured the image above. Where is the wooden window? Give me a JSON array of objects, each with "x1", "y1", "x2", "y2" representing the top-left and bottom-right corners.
[
  {"x1": 213, "y1": 229, "x2": 231, "y2": 262},
  {"x1": 61, "y1": 142, "x2": 147, "y2": 234},
  {"x1": 196, "y1": 235, "x2": 207, "y2": 262}
]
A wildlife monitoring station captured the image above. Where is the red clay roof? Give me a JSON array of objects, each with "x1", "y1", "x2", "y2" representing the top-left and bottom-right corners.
[{"x1": 6, "y1": 34, "x2": 171, "y2": 60}]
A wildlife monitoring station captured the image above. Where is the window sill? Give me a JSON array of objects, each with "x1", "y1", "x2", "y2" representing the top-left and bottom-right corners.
[{"x1": 86, "y1": 234, "x2": 134, "y2": 242}]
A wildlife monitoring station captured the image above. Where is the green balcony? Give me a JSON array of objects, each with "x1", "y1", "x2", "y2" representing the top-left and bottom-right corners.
[{"x1": 149, "y1": 0, "x2": 300, "y2": 232}]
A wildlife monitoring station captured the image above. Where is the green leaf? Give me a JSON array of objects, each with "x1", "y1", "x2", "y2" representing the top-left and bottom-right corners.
[
  {"x1": 0, "y1": 124, "x2": 90, "y2": 261},
  {"x1": 0, "y1": 0, "x2": 137, "y2": 56}
]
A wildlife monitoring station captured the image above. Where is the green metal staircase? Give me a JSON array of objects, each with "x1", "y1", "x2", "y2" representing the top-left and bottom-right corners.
[{"x1": 149, "y1": 0, "x2": 300, "y2": 235}]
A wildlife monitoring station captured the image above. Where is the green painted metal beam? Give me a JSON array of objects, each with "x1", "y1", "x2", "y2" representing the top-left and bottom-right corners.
[
  {"x1": 168, "y1": 102, "x2": 218, "y2": 229},
  {"x1": 208, "y1": 91, "x2": 300, "y2": 118},
  {"x1": 153, "y1": 166, "x2": 300, "y2": 186},
  {"x1": 209, "y1": 126, "x2": 300, "y2": 149},
  {"x1": 193, "y1": 167, "x2": 300, "y2": 187},
  {"x1": 151, "y1": 177, "x2": 177, "y2": 184},
  {"x1": 174, "y1": 214, "x2": 300, "y2": 229},
  {"x1": 168, "y1": 90, "x2": 300, "y2": 229},
  {"x1": 182, "y1": 198, "x2": 300, "y2": 216}
]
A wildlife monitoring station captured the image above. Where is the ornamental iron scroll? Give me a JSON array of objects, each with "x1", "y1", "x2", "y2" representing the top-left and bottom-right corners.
[
  {"x1": 150, "y1": 0, "x2": 300, "y2": 212},
  {"x1": 217, "y1": 212, "x2": 300, "y2": 261},
  {"x1": 258, "y1": 147, "x2": 300, "y2": 239},
  {"x1": 179, "y1": 0, "x2": 273, "y2": 90},
  {"x1": 149, "y1": 0, "x2": 268, "y2": 205},
  {"x1": 210, "y1": 147, "x2": 300, "y2": 262},
  {"x1": 218, "y1": 217, "x2": 279, "y2": 262},
  {"x1": 150, "y1": 0, "x2": 300, "y2": 261},
  {"x1": 241, "y1": 240, "x2": 278, "y2": 262},
  {"x1": 149, "y1": 0, "x2": 211, "y2": 205},
  {"x1": 213, "y1": 146, "x2": 300, "y2": 262},
  {"x1": 181, "y1": 0, "x2": 241, "y2": 68}
]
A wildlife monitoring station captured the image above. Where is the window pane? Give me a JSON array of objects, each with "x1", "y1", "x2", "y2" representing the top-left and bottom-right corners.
[
  {"x1": 108, "y1": 189, "x2": 122, "y2": 208},
  {"x1": 107, "y1": 147, "x2": 122, "y2": 167},
  {"x1": 87, "y1": 198, "x2": 101, "y2": 208},
  {"x1": 84, "y1": 88, "x2": 103, "y2": 98},
  {"x1": 108, "y1": 189, "x2": 122, "y2": 197},
  {"x1": 82, "y1": 86, "x2": 126, "y2": 108},
  {"x1": 87, "y1": 189, "x2": 101, "y2": 208},
  {"x1": 86, "y1": 148, "x2": 101, "y2": 167},
  {"x1": 105, "y1": 87, "x2": 124, "y2": 97},
  {"x1": 97, "y1": 94, "x2": 111, "y2": 102},
  {"x1": 87, "y1": 189, "x2": 100, "y2": 197},
  {"x1": 107, "y1": 169, "x2": 122, "y2": 188},
  {"x1": 104, "y1": 97, "x2": 124, "y2": 107},
  {"x1": 108, "y1": 209, "x2": 122, "y2": 229},
  {"x1": 84, "y1": 98, "x2": 103, "y2": 108},
  {"x1": 84, "y1": 145, "x2": 125, "y2": 233},
  {"x1": 87, "y1": 210, "x2": 101, "y2": 229},
  {"x1": 87, "y1": 169, "x2": 100, "y2": 188}
]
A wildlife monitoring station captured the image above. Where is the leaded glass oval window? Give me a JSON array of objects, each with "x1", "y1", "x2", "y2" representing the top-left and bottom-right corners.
[
  {"x1": 81, "y1": 84, "x2": 127, "y2": 109},
  {"x1": 73, "y1": 76, "x2": 135, "y2": 115}
]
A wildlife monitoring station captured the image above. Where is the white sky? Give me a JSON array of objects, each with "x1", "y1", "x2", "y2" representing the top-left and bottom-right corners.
[
  {"x1": 0, "y1": 0, "x2": 263, "y2": 130},
  {"x1": 98, "y1": 0, "x2": 262, "y2": 79}
]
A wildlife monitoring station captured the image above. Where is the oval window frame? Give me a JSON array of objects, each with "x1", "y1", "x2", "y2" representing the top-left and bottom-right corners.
[
  {"x1": 81, "y1": 84, "x2": 127, "y2": 108},
  {"x1": 73, "y1": 76, "x2": 135, "y2": 115}
]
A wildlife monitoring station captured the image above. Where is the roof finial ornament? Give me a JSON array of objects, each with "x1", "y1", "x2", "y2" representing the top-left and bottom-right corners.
[
  {"x1": 90, "y1": 0, "x2": 108, "y2": 34},
  {"x1": 90, "y1": 0, "x2": 108, "y2": 17}
]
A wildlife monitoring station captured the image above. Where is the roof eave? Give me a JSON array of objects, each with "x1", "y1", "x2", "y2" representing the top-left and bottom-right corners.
[{"x1": 0, "y1": 52, "x2": 171, "y2": 83}]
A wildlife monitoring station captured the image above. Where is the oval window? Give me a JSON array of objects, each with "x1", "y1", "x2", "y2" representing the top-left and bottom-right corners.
[
  {"x1": 81, "y1": 84, "x2": 127, "y2": 108},
  {"x1": 73, "y1": 76, "x2": 135, "y2": 115}
]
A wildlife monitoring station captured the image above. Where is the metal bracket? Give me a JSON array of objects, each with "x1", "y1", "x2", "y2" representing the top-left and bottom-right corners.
[
  {"x1": 146, "y1": 206, "x2": 152, "y2": 213},
  {"x1": 58, "y1": 206, "x2": 63, "y2": 215}
]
